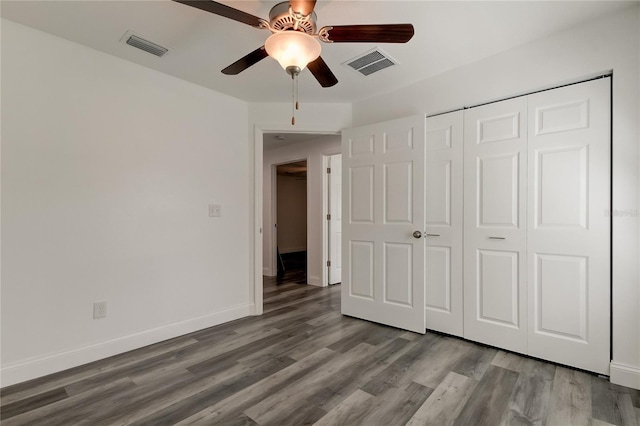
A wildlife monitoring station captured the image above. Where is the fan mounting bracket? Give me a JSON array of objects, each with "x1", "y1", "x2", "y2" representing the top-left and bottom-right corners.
[{"x1": 268, "y1": 1, "x2": 317, "y2": 34}]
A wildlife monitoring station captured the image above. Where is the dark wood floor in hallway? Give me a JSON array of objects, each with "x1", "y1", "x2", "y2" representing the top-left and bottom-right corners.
[{"x1": 2, "y1": 268, "x2": 640, "y2": 425}]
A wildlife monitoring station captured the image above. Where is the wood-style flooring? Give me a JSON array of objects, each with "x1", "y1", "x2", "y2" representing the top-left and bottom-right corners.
[{"x1": 2, "y1": 266, "x2": 640, "y2": 425}]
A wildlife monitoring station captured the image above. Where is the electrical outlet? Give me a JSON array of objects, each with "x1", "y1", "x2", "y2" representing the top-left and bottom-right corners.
[
  {"x1": 208, "y1": 204, "x2": 221, "y2": 217},
  {"x1": 93, "y1": 301, "x2": 107, "y2": 319}
]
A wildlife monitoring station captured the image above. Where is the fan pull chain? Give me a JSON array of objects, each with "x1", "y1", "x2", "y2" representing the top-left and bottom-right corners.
[
  {"x1": 295, "y1": 73, "x2": 299, "y2": 111},
  {"x1": 291, "y1": 72, "x2": 296, "y2": 126}
]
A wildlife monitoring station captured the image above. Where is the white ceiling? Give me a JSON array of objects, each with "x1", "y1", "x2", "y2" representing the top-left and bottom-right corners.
[{"x1": 2, "y1": 1, "x2": 634, "y2": 104}]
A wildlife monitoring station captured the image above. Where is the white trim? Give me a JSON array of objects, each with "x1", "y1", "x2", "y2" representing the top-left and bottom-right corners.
[
  {"x1": 610, "y1": 361, "x2": 640, "y2": 390},
  {"x1": 308, "y1": 275, "x2": 323, "y2": 287},
  {"x1": 0, "y1": 304, "x2": 253, "y2": 387}
]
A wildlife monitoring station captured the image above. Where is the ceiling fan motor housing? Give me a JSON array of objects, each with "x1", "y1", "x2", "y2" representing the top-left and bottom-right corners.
[{"x1": 269, "y1": 1, "x2": 317, "y2": 34}]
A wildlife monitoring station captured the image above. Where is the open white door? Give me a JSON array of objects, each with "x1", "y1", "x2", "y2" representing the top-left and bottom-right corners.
[
  {"x1": 341, "y1": 115, "x2": 426, "y2": 334},
  {"x1": 328, "y1": 154, "x2": 342, "y2": 285}
]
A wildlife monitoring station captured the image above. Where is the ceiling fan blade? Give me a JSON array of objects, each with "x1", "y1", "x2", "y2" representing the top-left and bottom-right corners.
[
  {"x1": 173, "y1": 1, "x2": 264, "y2": 28},
  {"x1": 307, "y1": 56, "x2": 338, "y2": 88},
  {"x1": 221, "y1": 46, "x2": 269, "y2": 75},
  {"x1": 289, "y1": 0, "x2": 317, "y2": 17},
  {"x1": 319, "y1": 24, "x2": 414, "y2": 43}
]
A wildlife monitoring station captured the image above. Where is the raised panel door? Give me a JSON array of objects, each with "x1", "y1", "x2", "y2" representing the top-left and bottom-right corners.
[
  {"x1": 342, "y1": 115, "x2": 426, "y2": 333},
  {"x1": 425, "y1": 111, "x2": 463, "y2": 336},
  {"x1": 463, "y1": 97, "x2": 528, "y2": 354},
  {"x1": 527, "y1": 78, "x2": 610, "y2": 374}
]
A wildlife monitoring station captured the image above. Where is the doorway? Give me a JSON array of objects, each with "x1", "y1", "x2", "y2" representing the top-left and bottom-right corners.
[{"x1": 275, "y1": 160, "x2": 308, "y2": 281}]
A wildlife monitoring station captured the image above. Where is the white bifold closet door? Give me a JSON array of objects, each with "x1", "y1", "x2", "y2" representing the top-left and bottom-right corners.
[
  {"x1": 526, "y1": 79, "x2": 610, "y2": 374},
  {"x1": 463, "y1": 97, "x2": 529, "y2": 354},
  {"x1": 464, "y1": 78, "x2": 610, "y2": 374},
  {"x1": 425, "y1": 111, "x2": 464, "y2": 336},
  {"x1": 341, "y1": 115, "x2": 426, "y2": 334}
]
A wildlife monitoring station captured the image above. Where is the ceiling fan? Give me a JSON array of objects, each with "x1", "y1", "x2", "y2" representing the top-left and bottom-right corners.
[{"x1": 173, "y1": 0, "x2": 415, "y2": 88}]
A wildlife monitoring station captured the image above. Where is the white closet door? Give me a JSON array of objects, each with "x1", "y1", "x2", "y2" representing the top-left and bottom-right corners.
[
  {"x1": 425, "y1": 111, "x2": 463, "y2": 336},
  {"x1": 463, "y1": 97, "x2": 528, "y2": 354},
  {"x1": 527, "y1": 79, "x2": 610, "y2": 374},
  {"x1": 341, "y1": 115, "x2": 426, "y2": 333}
]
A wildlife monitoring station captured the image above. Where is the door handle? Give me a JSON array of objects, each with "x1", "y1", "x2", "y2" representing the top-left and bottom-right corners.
[
  {"x1": 489, "y1": 236, "x2": 506, "y2": 240},
  {"x1": 426, "y1": 234, "x2": 440, "y2": 237},
  {"x1": 413, "y1": 231, "x2": 423, "y2": 239}
]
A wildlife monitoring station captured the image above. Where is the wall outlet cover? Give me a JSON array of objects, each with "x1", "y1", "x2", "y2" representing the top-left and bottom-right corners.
[
  {"x1": 93, "y1": 301, "x2": 107, "y2": 319},
  {"x1": 208, "y1": 204, "x2": 221, "y2": 217}
]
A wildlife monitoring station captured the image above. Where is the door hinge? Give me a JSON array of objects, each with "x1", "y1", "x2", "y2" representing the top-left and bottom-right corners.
[
  {"x1": 327, "y1": 214, "x2": 331, "y2": 220},
  {"x1": 327, "y1": 167, "x2": 331, "y2": 174},
  {"x1": 327, "y1": 260, "x2": 331, "y2": 267}
]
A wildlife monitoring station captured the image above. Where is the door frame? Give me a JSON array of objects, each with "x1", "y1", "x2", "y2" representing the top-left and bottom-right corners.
[{"x1": 253, "y1": 125, "x2": 342, "y2": 315}]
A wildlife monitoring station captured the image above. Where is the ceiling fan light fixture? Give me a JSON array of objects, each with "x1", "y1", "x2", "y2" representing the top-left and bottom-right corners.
[{"x1": 265, "y1": 31, "x2": 321, "y2": 72}]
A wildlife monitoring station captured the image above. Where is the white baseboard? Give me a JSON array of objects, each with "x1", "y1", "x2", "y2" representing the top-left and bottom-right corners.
[
  {"x1": 263, "y1": 266, "x2": 275, "y2": 276},
  {"x1": 308, "y1": 275, "x2": 323, "y2": 287},
  {"x1": 610, "y1": 361, "x2": 640, "y2": 390},
  {"x1": 0, "y1": 304, "x2": 253, "y2": 388}
]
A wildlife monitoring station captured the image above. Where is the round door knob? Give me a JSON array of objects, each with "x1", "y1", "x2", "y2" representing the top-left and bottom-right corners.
[{"x1": 413, "y1": 231, "x2": 423, "y2": 239}]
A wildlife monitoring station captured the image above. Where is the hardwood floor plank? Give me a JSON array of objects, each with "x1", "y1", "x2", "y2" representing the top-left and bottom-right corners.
[
  {"x1": 410, "y1": 334, "x2": 467, "y2": 389},
  {"x1": 360, "y1": 334, "x2": 437, "y2": 396},
  {"x1": 2, "y1": 377, "x2": 136, "y2": 426},
  {"x1": 312, "y1": 389, "x2": 375, "y2": 426},
  {"x1": 499, "y1": 356, "x2": 555, "y2": 426},
  {"x1": 453, "y1": 365, "x2": 519, "y2": 426},
  {"x1": 312, "y1": 338, "x2": 417, "y2": 412},
  {"x1": 0, "y1": 387, "x2": 68, "y2": 420},
  {"x1": 286, "y1": 318, "x2": 369, "y2": 361},
  {"x1": 176, "y1": 348, "x2": 338, "y2": 425},
  {"x1": 244, "y1": 342, "x2": 380, "y2": 424},
  {"x1": 591, "y1": 419, "x2": 617, "y2": 426},
  {"x1": 94, "y1": 362, "x2": 251, "y2": 425},
  {"x1": 74, "y1": 367, "x2": 197, "y2": 425},
  {"x1": 131, "y1": 356, "x2": 297, "y2": 425},
  {"x1": 451, "y1": 341, "x2": 498, "y2": 381},
  {"x1": 618, "y1": 393, "x2": 639, "y2": 426},
  {"x1": 358, "y1": 381, "x2": 433, "y2": 426},
  {"x1": 406, "y1": 371, "x2": 477, "y2": 426},
  {"x1": 546, "y1": 367, "x2": 592, "y2": 426},
  {"x1": 591, "y1": 376, "x2": 640, "y2": 426},
  {"x1": 187, "y1": 323, "x2": 313, "y2": 377}
]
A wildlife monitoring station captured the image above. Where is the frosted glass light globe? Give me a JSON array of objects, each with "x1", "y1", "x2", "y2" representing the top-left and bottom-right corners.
[{"x1": 265, "y1": 31, "x2": 321, "y2": 71}]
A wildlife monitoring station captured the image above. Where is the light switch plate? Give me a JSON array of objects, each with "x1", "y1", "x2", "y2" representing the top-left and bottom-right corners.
[{"x1": 209, "y1": 204, "x2": 221, "y2": 217}]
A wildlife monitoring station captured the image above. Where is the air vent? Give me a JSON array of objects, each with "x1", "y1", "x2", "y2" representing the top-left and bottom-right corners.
[
  {"x1": 122, "y1": 31, "x2": 168, "y2": 57},
  {"x1": 343, "y1": 48, "x2": 397, "y2": 76}
]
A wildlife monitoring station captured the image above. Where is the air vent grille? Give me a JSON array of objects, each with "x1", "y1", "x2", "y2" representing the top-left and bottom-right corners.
[
  {"x1": 344, "y1": 48, "x2": 397, "y2": 76},
  {"x1": 125, "y1": 34, "x2": 168, "y2": 57}
]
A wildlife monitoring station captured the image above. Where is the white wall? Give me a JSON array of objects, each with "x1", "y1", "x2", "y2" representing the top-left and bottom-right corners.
[
  {"x1": 1, "y1": 20, "x2": 252, "y2": 386},
  {"x1": 353, "y1": 6, "x2": 640, "y2": 389},
  {"x1": 263, "y1": 136, "x2": 341, "y2": 286},
  {"x1": 277, "y1": 174, "x2": 307, "y2": 254}
]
